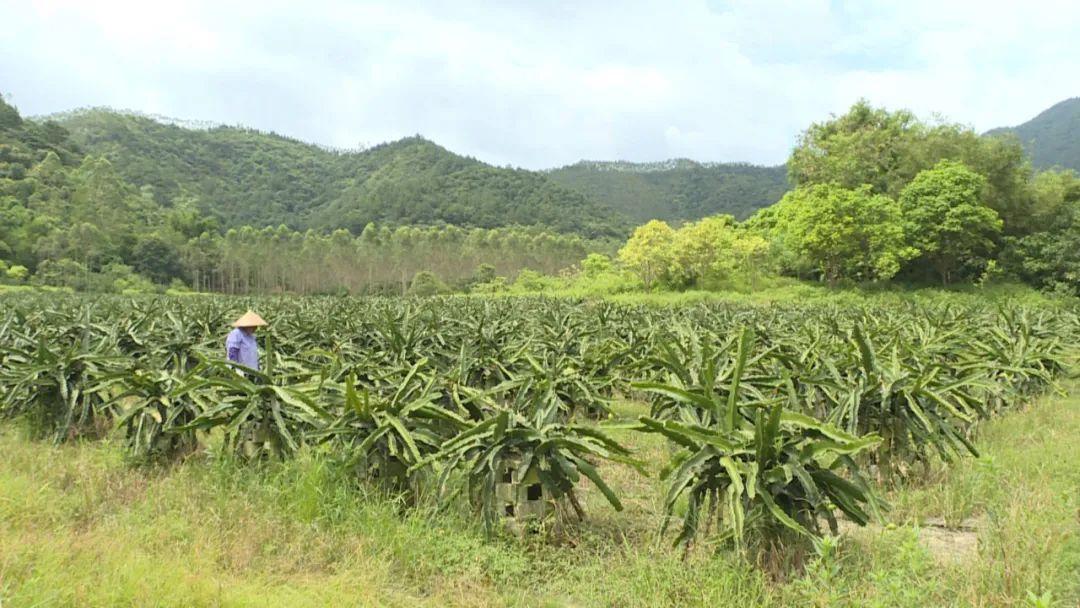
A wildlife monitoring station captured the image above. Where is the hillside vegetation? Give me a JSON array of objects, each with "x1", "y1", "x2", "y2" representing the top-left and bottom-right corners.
[
  {"x1": 53, "y1": 109, "x2": 627, "y2": 237},
  {"x1": 56, "y1": 108, "x2": 793, "y2": 234},
  {"x1": 547, "y1": 159, "x2": 789, "y2": 224},
  {"x1": 987, "y1": 97, "x2": 1080, "y2": 172}
]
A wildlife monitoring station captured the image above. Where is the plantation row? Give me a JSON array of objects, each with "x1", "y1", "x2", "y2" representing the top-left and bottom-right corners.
[{"x1": 0, "y1": 294, "x2": 1073, "y2": 550}]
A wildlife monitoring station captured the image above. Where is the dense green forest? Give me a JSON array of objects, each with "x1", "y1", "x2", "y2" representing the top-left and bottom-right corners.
[
  {"x1": 55, "y1": 109, "x2": 791, "y2": 235},
  {"x1": 53, "y1": 109, "x2": 627, "y2": 237},
  {"x1": 546, "y1": 159, "x2": 788, "y2": 223},
  {"x1": 987, "y1": 97, "x2": 1080, "y2": 172}
]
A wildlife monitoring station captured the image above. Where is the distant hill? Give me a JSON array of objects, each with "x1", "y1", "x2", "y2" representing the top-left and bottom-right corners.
[
  {"x1": 0, "y1": 99, "x2": 81, "y2": 173},
  {"x1": 546, "y1": 159, "x2": 789, "y2": 224},
  {"x1": 53, "y1": 109, "x2": 630, "y2": 238},
  {"x1": 52, "y1": 108, "x2": 793, "y2": 236},
  {"x1": 986, "y1": 98, "x2": 1080, "y2": 172}
]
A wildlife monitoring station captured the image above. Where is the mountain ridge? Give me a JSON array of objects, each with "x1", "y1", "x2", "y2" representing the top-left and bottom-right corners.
[
  {"x1": 53, "y1": 108, "x2": 627, "y2": 237},
  {"x1": 986, "y1": 97, "x2": 1080, "y2": 172},
  {"x1": 34, "y1": 96, "x2": 1080, "y2": 236},
  {"x1": 547, "y1": 159, "x2": 789, "y2": 224},
  {"x1": 50, "y1": 106, "x2": 791, "y2": 235},
  {"x1": 551, "y1": 158, "x2": 784, "y2": 173}
]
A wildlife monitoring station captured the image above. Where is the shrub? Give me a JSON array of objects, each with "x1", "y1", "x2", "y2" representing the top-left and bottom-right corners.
[
  {"x1": 511, "y1": 269, "x2": 560, "y2": 293},
  {"x1": 581, "y1": 253, "x2": 614, "y2": 278},
  {"x1": 470, "y1": 277, "x2": 509, "y2": 294},
  {"x1": 408, "y1": 271, "x2": 451, "y2": 297}
]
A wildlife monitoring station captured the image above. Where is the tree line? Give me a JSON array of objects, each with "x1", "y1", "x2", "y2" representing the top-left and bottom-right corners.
[
  {"x1": 546, "y1": 159, "x2": 788, "y2": 225},
  {"x1": 185, "y1": 224, "x2": 589, "y2": 295},
  {"x1": 615, "y1": 101, "x2": 1080, "y2": 292}
]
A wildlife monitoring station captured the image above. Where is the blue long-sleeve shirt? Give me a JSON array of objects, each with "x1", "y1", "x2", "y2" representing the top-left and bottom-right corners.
[{"x1": 225, "y1": 328, "x2": 260, "y2": 370}]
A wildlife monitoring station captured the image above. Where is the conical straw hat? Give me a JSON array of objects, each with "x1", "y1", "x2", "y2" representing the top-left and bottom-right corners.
[{"x1": 232, "y1": 310, "x2": 268, "y2": 328}]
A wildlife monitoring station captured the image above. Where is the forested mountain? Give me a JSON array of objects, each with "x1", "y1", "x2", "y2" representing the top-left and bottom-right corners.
[
  {"x1": 51, "y1": 108, "x2": 796, "y2": 237},
  {"x1": 987, "y1": 98, "x2": 1080, "y2": 172},
  {"x1": 52, "y1": 109, "x2": 346, "y2": 228},
  {"x1": 0, "y1": 100, "x2": 81, "y2": 169},
  {"x1": 307, "y1": 137, "x2": 622, "y2": 236},
  {"x1": 52, "y1": 109, "x2": 629, "y2": 238},
  {"x1": 547, "y1": 159, "x2": 789, "y2": 224},
  {"x1": 0, "y1": 97, "x2": 599, "y2": 293}
]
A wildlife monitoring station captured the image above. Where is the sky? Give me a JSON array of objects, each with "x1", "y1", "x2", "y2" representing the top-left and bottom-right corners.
[{"x1": 2, "y1": 0, "x2": 1078, "y2": 169}]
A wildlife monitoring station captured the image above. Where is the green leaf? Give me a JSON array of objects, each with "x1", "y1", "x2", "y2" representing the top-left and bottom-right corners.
[
  {"x1": 727, "y1": 326, "x2": 754, "y2": 430},
  {"x1": 759, "y1": 486, "x2": 812, "y2": 537},
  {"x1": 631, "y1": 382, "x2": 716, "y2": 410},
  {"x1": 569, "y1": 455, "x2": 622, "y2": 511}
]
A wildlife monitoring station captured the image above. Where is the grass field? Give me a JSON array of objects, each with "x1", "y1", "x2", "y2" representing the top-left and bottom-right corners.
[{"x1": 2, "y1": 382, "x2": 1077, "y2": 607}]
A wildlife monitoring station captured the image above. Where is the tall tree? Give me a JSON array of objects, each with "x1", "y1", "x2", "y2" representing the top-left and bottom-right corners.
[
  {"x1": 771, "y1": 184, "x2": 915, "y2": 284},
  {"x1": 1000, "y1": 170, "x2": 1080, "y2": 292},
  {"x1": 667, "y1": 215, "x2": 739, "y2": 287},
  {"x1": 617, "y1": 220, "x2": 675, "y2": 289},
  {"x1": 790, "y1": 100, "x2": 1032, "y2": 237},
  {"x1": 131, "y1": 234, "x2": 183, "y2": 284},
  {"x1": 789, "y1": 100, "x2": 918, "y2": 195},
  {"x1": 899, "y1": 160, "x2": 1002, "y2": 285}
]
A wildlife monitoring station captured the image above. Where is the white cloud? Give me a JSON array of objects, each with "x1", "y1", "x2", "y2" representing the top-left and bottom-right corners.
[{"x1": 3, "y1": 0, "x2": 1079, "y2": 168}]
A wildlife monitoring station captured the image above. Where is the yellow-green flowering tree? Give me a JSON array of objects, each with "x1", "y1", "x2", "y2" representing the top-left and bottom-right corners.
[
  {"x1": 617, "y1": 220, "x2": 674, "y2": 289},
  {"x1": 772, "y1": 184, "x2": 916, "y2": 285}
]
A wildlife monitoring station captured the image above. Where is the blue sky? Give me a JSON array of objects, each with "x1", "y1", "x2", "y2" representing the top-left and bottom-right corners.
[{"x1": 2, "y1": 0, "x2": 1077, "y2": 169}]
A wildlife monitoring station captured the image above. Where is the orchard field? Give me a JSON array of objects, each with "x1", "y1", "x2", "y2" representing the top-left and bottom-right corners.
[{"x1": 1, "y1": 292, "x2": 1078, "y2": 607}]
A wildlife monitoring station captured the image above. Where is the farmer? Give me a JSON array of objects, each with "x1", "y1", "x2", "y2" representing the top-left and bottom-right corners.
[{"x1": 226, "y1": 310, "x2": 267, "y2": 371}]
